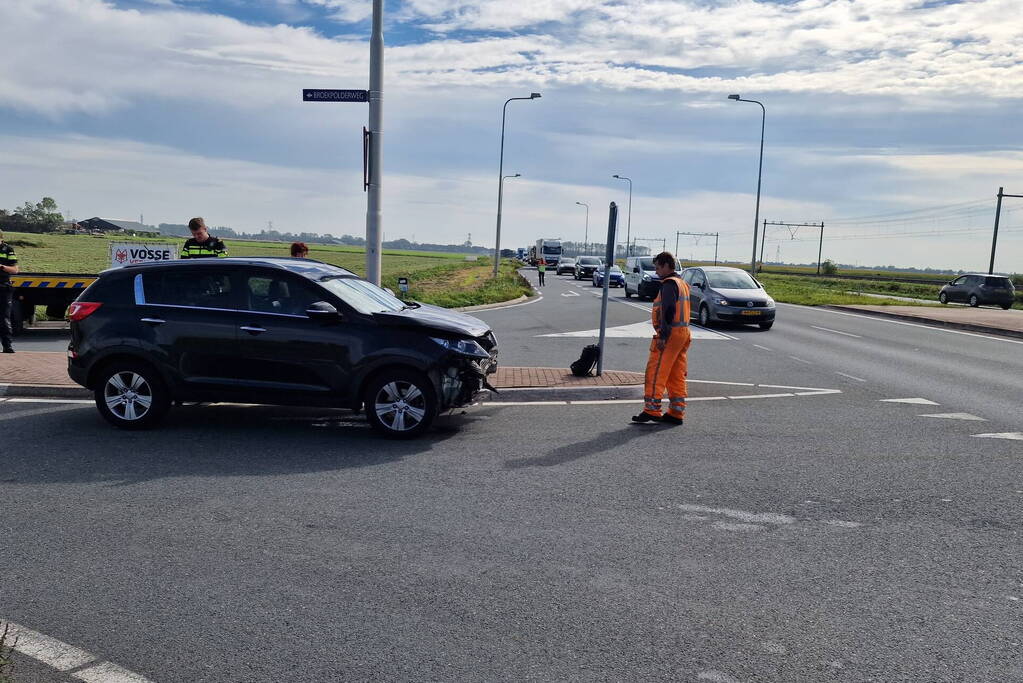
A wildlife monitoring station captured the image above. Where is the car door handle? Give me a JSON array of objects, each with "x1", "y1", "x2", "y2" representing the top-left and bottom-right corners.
[
  {"x1": 240, "y1": 325, "x2": 266, "y2": 335},
  {"x1": 140, "y1": 318, "x2": 166, "y2": 325}
]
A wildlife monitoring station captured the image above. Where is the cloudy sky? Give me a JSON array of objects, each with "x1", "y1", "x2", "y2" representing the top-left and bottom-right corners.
[{"x1": 1, "y1": 0, "x2": 1021, "y2": 270}]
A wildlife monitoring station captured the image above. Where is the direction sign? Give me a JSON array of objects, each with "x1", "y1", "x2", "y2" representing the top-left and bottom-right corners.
[
  {"x1": 302, "y1": 89, "x2": 368, "y2": 103},
  {"x1": 397, "y1": 277, "x2": 409, "y2": 293}
]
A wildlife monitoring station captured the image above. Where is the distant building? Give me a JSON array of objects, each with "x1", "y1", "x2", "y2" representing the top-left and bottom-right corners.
[{"x1": 79, "y1": 217, "x2": 158, "y2": 235}]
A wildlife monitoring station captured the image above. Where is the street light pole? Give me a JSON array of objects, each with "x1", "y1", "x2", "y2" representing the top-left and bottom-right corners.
[
  {"x1": 612, "y1": 174, "x2": 632, "y2": 257},
  {"x1": 728, "y1": 94, "x2": 765, "y2": 277},
  {"x1": 575, "y1": 201, "x2": 589, "y2": 254},
  {"x1": 365, "y1": 0, "x2": 384, "y2": 285},
  {"x1": 494, "y1": 93, "x2": 541, "y2": 277}
]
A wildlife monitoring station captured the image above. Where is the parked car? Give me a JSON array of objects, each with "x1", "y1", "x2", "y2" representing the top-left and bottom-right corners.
[
  {"x1": 574, "y1": 256, "x2": 603, "y2": 280},
  {"x1": 556, "y1": 257, "x2": 577, "y2": 276},
  {"x1": 938, "y1": 274, "x2": 1014, "y2": 309},
  {"x1": 67, "y1": 258, "x2": 499, "y2": 438},
  {"x1": 623, "y1": 256, "x2": 662, "y2": 300},
  {"x1": 681, "y1": 266, "x2": 776, "y2": 330},
  {"x1": 592, "y1": 265, "x2": 625, "y2": 288}
]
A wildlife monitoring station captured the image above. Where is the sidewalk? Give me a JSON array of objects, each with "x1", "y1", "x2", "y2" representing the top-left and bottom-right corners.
[
  {"x1": 0, "y1": 352, "x2": 643, "y2": 400},
  {"x1": 827, "y1": 304, "x2": 1023, "y2": 339}
]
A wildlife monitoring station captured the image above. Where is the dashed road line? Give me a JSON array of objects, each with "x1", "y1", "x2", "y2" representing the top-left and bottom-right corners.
[
  {"x1": 972, "y1": 432, "x2": 1023, "y2": 441},
  {"x1": 835, "y1": 372, "x2": 866, "y2": 382},
  {"x1": 880, "y1": 397, "x2": 939, "y2": 405},
  {"x1": 789, "y1": 356, "x2": 813, "y2": 364},
  {"x1": 802, "y1": 305, "x2": 1023, "y2": 346},
  {"x1": 752, "y1": 344, "x2": 772, "y2": 352},
  {"x1": 919, "y1": 412, "x2": 987, "y2": 421},
  {"x1": 810, "y1": 325, "x2": 862, "y2": 338},
  {"x1": 1, "y1": 621, "x2": 153, "y2": 683}
]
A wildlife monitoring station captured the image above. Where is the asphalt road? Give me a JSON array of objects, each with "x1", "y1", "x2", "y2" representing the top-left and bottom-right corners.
[{"x1": 2, "y1": 270, "x2": 1021, "y2": 682}]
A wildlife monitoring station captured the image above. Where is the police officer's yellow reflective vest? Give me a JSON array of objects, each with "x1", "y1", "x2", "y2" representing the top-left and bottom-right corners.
[
  {"x1": 180, "y1": 237, "x2": 227, "y2": 259},
  {"x1": 651, "y1": 275, "x2": 690, "y2": 330}
]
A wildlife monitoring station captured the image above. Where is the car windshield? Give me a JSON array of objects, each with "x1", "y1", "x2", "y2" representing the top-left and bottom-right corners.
[
  {"x1": 638, "y1": 258, "x2": 655, "y2": 270},
  {"x1": 318, "y1": 276, "x2": 407, "y2": 314},
  {"x1": 707, "y1": 271, "x2": 760, "y2": 289},
  {"x1": 600, "y1": 265, "x2": 622, "y2": 273},
  {"x1": 560, "y1": 258, "x2": 575, "y2": 264},
  {"x1": 578, "y1": 257, "x2": 601, "y2": 265}
]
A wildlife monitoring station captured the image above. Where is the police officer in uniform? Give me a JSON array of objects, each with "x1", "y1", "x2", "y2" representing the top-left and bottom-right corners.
[
  {"x1": 633, "y1": 251, "x2": 691, "y2": 425},
  {"x1": 180, "y1": 217, "x2": 227, "y2": 259},
  {"x1": 0, "y1": 230, "x2": 20, "y2": 353}
]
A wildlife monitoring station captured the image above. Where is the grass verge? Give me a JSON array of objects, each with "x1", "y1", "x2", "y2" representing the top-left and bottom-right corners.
[
  {"x1": 757, "y1": 274, "x2": 942, "y2": 307},
  {"x1": 394, "y1": 259, "x2": 533, "y2": 308}
]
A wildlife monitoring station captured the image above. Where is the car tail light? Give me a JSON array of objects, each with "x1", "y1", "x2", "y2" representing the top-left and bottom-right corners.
[{"x1": 67, "y1": 301, "x2": 102, "y2": 321}]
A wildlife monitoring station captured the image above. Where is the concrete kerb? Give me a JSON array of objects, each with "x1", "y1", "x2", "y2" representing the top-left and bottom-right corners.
[
  {"x1": 823, "y1": 305, "x2": 1023, "y2": 340},
  {"x1": 453, "y1": 293, "x2": 535, "y2": 313},
  {"x1": 0, "y1": 383, "x2": 91, "y2": 399}
]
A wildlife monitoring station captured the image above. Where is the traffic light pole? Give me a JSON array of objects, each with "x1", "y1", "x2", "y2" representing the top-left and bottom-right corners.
[{"x1": 990, "y1": 187, "x2": 1022, "y2": 274}]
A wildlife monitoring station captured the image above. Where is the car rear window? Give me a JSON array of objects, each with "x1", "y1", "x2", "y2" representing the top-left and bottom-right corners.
[
  {"x1": 985, "y1": 277, "x2": 1012, "y2": 287},
  {"x1": 79, "y1": 275, "x2": 133, "y2": 306},
  {"x1": 578, "y1": 257, "x2": 601, "y2": 265}
]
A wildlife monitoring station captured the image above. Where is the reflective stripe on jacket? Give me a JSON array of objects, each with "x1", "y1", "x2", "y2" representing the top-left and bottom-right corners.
[{"x1": 651, "y1": 275, "x2": 690, "y2": 330}]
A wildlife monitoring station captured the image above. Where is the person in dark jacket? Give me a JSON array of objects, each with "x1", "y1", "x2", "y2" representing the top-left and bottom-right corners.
[
  {"x1": 0, "y1": 230, "x2": 19, "y2": 353},
  {"x1": 181, "y1": 217, "x2": 227, "y2": 259}
]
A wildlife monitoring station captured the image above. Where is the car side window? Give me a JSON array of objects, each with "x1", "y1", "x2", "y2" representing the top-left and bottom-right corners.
[
  {"x1": 244, "y1": 274, "x2": 322, "y2": 316},
  {"x1": 143, "y1": 270, "x2": 236, "y2": 309},
  {"x1": 691, "y1": 271, "x2": 706, "y2": 288},
  {"x1": 952, "y1": 276, "x2": 967, "y2": 286},
  {"x1": 682, "y1": 270, "x2": 694, "y2": 284}
]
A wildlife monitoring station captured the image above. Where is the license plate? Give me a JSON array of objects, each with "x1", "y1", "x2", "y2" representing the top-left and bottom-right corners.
[{"x1": 740, "y1": 310, "x2": 761, "y2": 316}]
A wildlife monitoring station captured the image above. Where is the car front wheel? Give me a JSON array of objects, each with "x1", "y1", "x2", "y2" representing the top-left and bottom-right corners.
[
  {"x1": 94, "y1": 361, "x2": 171, "y2": 430},
  {"x1": 969, "y1": 294, "x2": 979, "y2": 307},
  {"x1": 939, "y1": 292, "x2": 948, "y2": 304},
  {"x1": 364, "y1": 369, "x2": 437, "y2": 438},
  {"x1": 698, "y1": 305, "x2": 711, "y2": 327}
]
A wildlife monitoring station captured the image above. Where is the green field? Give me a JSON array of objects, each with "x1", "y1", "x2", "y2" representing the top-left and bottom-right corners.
[{"x1": 5, "y1": 231, "x2": 531, "y2": 309}]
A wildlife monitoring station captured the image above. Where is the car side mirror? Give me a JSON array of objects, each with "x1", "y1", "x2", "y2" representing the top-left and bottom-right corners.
[{"x1": 306, "y1": 301, "x2": 340, "y2": 321}]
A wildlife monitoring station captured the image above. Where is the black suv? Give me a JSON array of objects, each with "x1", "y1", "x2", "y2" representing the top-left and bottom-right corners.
[
  {"x1": 67, "y1": 258, "x2": 498, "y2": 438},
  {"x1": 938, "y1": 274, "x2": 1015, "y2": 309},
  {"x1": 574, "y1": 256, "x2": 603, "y2": 280}
]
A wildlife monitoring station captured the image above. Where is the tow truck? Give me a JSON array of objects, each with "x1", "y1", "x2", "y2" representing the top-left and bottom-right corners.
[{"x1": 8, "y1": 273, "x2": 97, "y2": 335}]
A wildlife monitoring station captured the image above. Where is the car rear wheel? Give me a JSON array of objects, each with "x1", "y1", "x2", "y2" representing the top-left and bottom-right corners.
[
  {"x1": 939, "y1": 292, "x2": 948, "y2": 304},
  {"x1": 1001, "y1": 303, "x2": 1012, "y2": 310},
  {"x1": 94, "y1": 361, "x2": 171, "y2": 430},
  {"x1": 698, "y1": 305, "x2": 711, "y2": 327},
  {"x1": 624, "y1": 286, "x2": 632, "y2": 297},
  {"x1": 364, "y1": 369, "x2": 437, "y2": 439},
  {"x1": 969, "y1": 294, "x2": 979, "y2": 307}
]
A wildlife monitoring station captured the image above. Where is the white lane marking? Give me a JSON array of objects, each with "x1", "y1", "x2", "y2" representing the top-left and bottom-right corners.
[
  {"x1": 795, "y1": 304, "x2": 1023, "y2": 346},
  {"x1": 678, "y1": 504, "x2": 796, "y2": 525},
  {"x1": 810, "y1": 325, "x2": 862, "y2": 338},
  {"x1": 2, "y1": 622, "x2": 154, "y2": 682},
  {"x1": 835, "y1": 372, "x2": 866, "y2": 382},
  {"x1": 788, "y1": 356, "x2": 813, "y2": 364},
  {"x1": 880, "y1": 398, "x2": 940, "y2": 405},
  {"x1": 561, "y1": 291, "x2": 579, "y2": 297},
  {"x1": 712, "y1": 522, "x2": 765, "y2": 532},
  {"x1": 752, "y1": 344, "x2": 773, "y2": 352},
  {"x1": 692, "y1": 379, "x2": 755, "y2": 386},
  {"x1": 920, "y1": 412, "x2": 987, "y2": 421},
  {"x1": 486, "y1": 388, "x2": 839, "y2": 407},
  {"x1": 698, "y1": 671, "x2": 742, "y2": 683},
  {"x1": 0, "y1": 404, "x2": 90, "y2": 421},
  {"x1": 538, "y1": 321, "x2": 730, "y2": 340},
  {"x1": 972, "y1": 432, "x2": 1023, "y2": 441},
  {"x1": 2, "y1": 398, "x2": 93, "y2": 404},
  {"x1": 727, "y1": 393, "x2": 795, "y2": 399}
]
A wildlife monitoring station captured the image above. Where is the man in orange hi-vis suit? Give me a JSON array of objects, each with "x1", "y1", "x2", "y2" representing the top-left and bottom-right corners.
[{"x1": 633, "y1": 251, "x2": 691, "y2": 425}]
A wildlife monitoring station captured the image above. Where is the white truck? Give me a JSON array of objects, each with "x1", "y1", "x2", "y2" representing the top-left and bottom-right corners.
[{"x1": 529, "y1": 238, "x2": 563, "y2": 267}]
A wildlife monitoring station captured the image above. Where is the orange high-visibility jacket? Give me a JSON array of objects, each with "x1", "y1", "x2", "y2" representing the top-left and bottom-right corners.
[{"x1": 651, "y1": 275, "x2": 691, "y2": 332}]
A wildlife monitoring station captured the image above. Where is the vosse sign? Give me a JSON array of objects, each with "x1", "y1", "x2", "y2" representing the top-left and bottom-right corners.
[{"x1": 110, "y1": 242, "x2": 178, "y2": 268}]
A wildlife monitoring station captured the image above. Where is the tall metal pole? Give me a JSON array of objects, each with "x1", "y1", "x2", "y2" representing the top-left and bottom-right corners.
[
  {"x1": 816, "y1": 221, "x2": 824, "y2": 276},
  {"x1": 365, "y1": 0, "x2": 384, "y2": 285},
  {"x1": 494, "y1": 94, "x2": 540, "y2": 278},
  {"x1": 990, "y1": 187, "x2": 1004, "y2": 275},
  {"x1": 714, "y1": 233, "x2": 719, "y2": 265},
  {"x1": 613, "y1": 175, "x2": 632, "y2": 257},
  {"x1": 576, "y1": 201, "x2": 589, "y2": 254},
  {"x1": 597, "y1": 202, "x2": 618, "y2": 376},
  {"x1": 759, "y1": 218, "x2": 767, "y2": 272},
  {"x1": 728, "y1": 95, "x2": 765, "y2": 277}
]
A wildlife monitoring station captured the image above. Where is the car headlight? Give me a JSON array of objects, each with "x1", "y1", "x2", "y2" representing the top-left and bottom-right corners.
[
  {"x1": 765, "y1": 298, "x2": 775, "y2": 308},
  {"x1": 431, "y1": 337, "x2": 490, "y2": 358},
  {"x1": 715, "y1": 298, "x2": 730, "y2": 306},
  {"x1": 642, "y1": 273, "x2": 651, "y2": 281}
]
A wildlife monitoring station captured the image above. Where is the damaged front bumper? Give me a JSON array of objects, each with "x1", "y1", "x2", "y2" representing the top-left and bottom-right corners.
[{"x1": 436, "y1": 354, "x2": 498, "y2": 413}]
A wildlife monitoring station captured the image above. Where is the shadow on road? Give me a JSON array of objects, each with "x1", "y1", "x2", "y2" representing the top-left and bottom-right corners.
[
  {"x1": 503, "y1": 422, "x2": 655, "y2": 469},
  {"x1": 2, "y1": 403, "x2": 458, "y2": 486}
]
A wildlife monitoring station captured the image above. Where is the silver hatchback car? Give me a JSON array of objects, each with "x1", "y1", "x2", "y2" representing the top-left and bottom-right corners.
[{"x1": 682, "y1": 266, "x2": 777, "y2": 330}]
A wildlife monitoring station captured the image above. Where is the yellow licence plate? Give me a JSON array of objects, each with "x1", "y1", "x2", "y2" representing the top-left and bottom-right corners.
[{"x1": 740, "y1": 310, "x2": 761, "y2": 316}]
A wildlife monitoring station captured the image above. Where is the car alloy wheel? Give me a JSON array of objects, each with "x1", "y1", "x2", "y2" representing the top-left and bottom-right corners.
[
  {"x1": 939, "y1": 292, "x2": 948, "y2": 304},
  {"x1": 94, "y1": 361, "x2": 170, "y2": 430},
  {"x1": 698, "y1": 305, "x2": 710, "y2": 327},
  {"x1": 365, "y1": 370, "x2": 437, "y2": 438},
  {"x1": 969, "y1": 294, "x2": 979, "y2": 307}
]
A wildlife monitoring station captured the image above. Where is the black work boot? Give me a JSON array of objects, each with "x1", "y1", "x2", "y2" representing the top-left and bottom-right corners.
[
  {"x1": 660, "y1": 414, "x2": 684, "y2": 426},
  {"x1": 631, "y1": 412, "x2": 660, "y2": 423}
]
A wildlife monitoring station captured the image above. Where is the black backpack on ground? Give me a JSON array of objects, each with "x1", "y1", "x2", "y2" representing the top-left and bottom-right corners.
[{"x1": 570, "y1": 344, "x2": 600, "y2": 377}]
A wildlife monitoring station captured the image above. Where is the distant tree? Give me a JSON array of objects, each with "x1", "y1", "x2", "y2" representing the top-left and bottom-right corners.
[{"x1": 821, "y1": 259, "x2": 838, "y2": 275}]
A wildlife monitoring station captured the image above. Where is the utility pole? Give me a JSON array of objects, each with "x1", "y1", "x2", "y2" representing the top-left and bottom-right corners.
[
  {"x1": 675, "y1": 231, "x2": 720, "y2": 265},
  {"x1": 762, "y1": 220, "x2": 824, "y2": 274},
  {"x1": 990, "y1": 187, "x2": 1022, "y2": 274},
  {"x1": 365, "y1": 0, "x2": 384, "y2": 285}
]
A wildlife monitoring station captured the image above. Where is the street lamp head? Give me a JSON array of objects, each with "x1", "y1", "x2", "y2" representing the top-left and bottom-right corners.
[
  {"x1": 728, "y1": 94, "x2": 740, "y2": 100},
  {"x1": 530, "y1": 92, "x2": 542, "y2": 99},
  {"x1": 612, "y1": 174, "x2": 620, "y2": 179},
  {"x1": 576, "y1": 201, "x2": 583, "y2": 205},
  {"x1": 511, "y1": 173, "x2": 520, "y2": 177}
]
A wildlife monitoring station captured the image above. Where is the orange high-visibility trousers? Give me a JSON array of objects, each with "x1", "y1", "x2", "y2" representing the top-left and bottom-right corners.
[{"x1": 643, "y1": 328, "x2": 691, "y2": 418}]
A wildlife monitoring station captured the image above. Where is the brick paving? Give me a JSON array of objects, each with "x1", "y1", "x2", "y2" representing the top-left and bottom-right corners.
[{"x1": 0, "y1": 352, "x2": 642, "y2": 389}]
